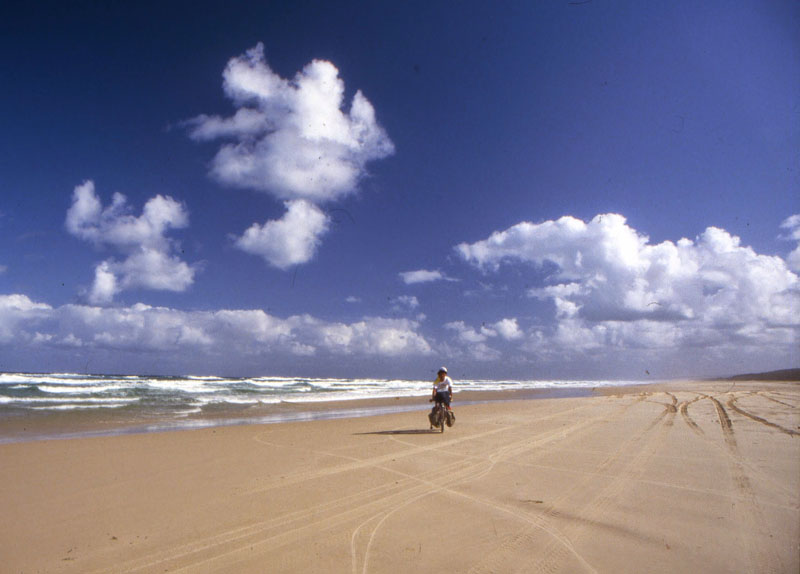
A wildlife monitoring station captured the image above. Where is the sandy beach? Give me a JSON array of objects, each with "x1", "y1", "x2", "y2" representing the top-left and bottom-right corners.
[{"x1": 2, "y1": 380, "x2": 797, "y2": 573}]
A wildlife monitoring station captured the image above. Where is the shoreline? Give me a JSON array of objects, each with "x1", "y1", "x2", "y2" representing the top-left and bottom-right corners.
[
  {"x1": 0, "y1": 385, "x2": 607, "y2": 444},
  {"x1": 2, "y1": 379, "x2": 797, "y2": 444}
]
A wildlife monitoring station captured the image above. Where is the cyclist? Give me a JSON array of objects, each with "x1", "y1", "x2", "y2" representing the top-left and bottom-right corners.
[{"x1": 429, "y1": 367, "x2": 454, "y2": 429}]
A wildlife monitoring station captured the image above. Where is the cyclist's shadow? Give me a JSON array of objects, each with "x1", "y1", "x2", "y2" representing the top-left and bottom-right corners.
[{"x1": 354, "y1": 429, "x2": 442, "y2": 435}]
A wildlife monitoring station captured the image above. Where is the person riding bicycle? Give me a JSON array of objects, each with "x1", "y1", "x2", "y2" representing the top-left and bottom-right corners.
[
  {"x1": 431, "y1": 367, "x2": 453, "y2": 409},
  {"x1": 429, "y1": 367, "x2": 454, "y2": 428}
]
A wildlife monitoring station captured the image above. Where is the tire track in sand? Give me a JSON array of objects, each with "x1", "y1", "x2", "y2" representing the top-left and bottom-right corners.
[
  {"x1": 757, "y1": 391, "x2": 797, "y2": 409},
  {"x1": 352, "y1": 403, "x2": 615, "y2": 574},
  {"x1": 94, "y1": 401, "x2": 600, "y2": 574},
  {"x1": 97, "y1": 434, "x2": 502, "y2": 574},
  {"x1": 726, "y1": 394, "x2": 799, "y2": 437},
  {"x1": 196, "y1": 405, "x2": 604, "y2": 574},
  {"x1": 359, "y1": 394, "x2": 653, "y2": 574},
  {"x1": 352, "y1": 396, "x2": 654, "y2": 573},
  {"x1": 689, "y1": 394, "x2": 797, "y2": 502},
  {"x1": 678, "y1": 394, "x2": 704, "y2": 435},
  {"x1": 488, "y1": 397, "x2": 678, "y2": 574},
  {"x1": 709, "y1": 395, "x2": 785, "y2": 573},
  {"x1": 457, "y1": 394, "x2": 657, "y2": 573},
  {"x1": 458, "y1": 395, "x2": 654, "y2": 573}
]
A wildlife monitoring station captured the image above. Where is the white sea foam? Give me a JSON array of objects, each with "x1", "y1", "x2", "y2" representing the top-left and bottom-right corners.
[
  {"x1": 143, "y1": 379, "x2": 221, "y2": 394},
  {"x1": 195, "y1": 395, "x2": 273, "y2": 406},
  {"x1": 5, "y1": 396, "x2": 139, "y2": 404},
  {"x1": 0, "y1": 373, "x2": 129, "y2": 386},
  {"x1": 28, "y1": 402, "x2": 133, "y2": 411},
  {"x1": 38, "y1": 384, "x2": 128, "y2": 394}
]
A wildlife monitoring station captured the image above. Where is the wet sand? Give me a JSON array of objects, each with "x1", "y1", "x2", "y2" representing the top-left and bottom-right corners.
[{"x1": 1, "y1": 380, "x2": 797, "y2": 573}]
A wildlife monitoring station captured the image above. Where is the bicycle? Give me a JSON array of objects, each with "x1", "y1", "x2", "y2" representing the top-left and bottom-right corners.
[{"x1": 428, "y1": 399, "x2": 455, "y2": 432}]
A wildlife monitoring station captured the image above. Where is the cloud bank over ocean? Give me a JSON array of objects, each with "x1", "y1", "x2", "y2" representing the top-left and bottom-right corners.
[
  {"x1": 7, "y1": 209, "x2": 799, "y2": 377},
  {"x1": 455, "y1": 213, "x2": 798, "y2": 367},
  {"x1": 1, "y1": 296, "x2": 430, "y2": 363}
]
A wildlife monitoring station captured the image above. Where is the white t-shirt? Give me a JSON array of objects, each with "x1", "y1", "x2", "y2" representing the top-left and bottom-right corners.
[{"x1": 434, "y1": 376, "x2": 452, "y2": 393}]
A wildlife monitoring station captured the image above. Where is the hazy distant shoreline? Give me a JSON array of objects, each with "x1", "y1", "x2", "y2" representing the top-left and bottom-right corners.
[{"x1": 724, "y1": 368, "x2": 800, "y2": 381}]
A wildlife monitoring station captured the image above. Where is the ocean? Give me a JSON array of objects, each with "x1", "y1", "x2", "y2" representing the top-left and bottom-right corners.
[{"x1": 0, "y1": 372, "x2": 649, "y2": 441}]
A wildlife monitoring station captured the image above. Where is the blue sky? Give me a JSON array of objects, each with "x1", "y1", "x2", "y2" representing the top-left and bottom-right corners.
[{"x1": 1, "y1": 0, "x2": 797, "y2": 380}]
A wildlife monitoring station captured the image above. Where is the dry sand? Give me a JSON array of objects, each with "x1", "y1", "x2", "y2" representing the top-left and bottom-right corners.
[{"x1": 1, "y1": 380, "x2": 798, "y2": 573}]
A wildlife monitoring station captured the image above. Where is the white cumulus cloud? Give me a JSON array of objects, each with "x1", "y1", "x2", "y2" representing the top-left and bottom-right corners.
[
  {"x1": 444, "y1": 318, "x2": 522, "y2": 343},
  {"x1": 399, "y1": 269, "x2": 455, "y2": 285},
  {"x1": 188, "y1": 43, "x2": 394, "y2": 203},
  {"x1": 457, "y1": 213, "x2": 799, "y2": 357},
  {"x1": 0, "y1": 294, "x2": 52, "y2": 343},
  {"x1": 305, "y1": 316, "x2": 431, "y2": 356},
  {"x1": 445, "y1": 321, "x2": 490, "y2": 343},
  {"x1": 492, "y1": 318, "x2": 524, "y2": 340},
  {"x1": 66, "y1": 181, "x2": 196, "y2": 304},
  {"x1": 780, "y1": 214, "x2": 800, "y2": 272},
  {"x1": 235, "y1": 199, "x2": 330, "y2": 269},
  {"x1": 390, "y1": 295, "x2": 420, "y2": 312},
  {"x1": 88, "y1": 261, "x2": 120, "y2": 305},
  {"x1": 188, "y1": 43, "x2": 393, "y2": 269},
  {"x1": 443, "y1": 321, "x2": 502, "y2": 361}
]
